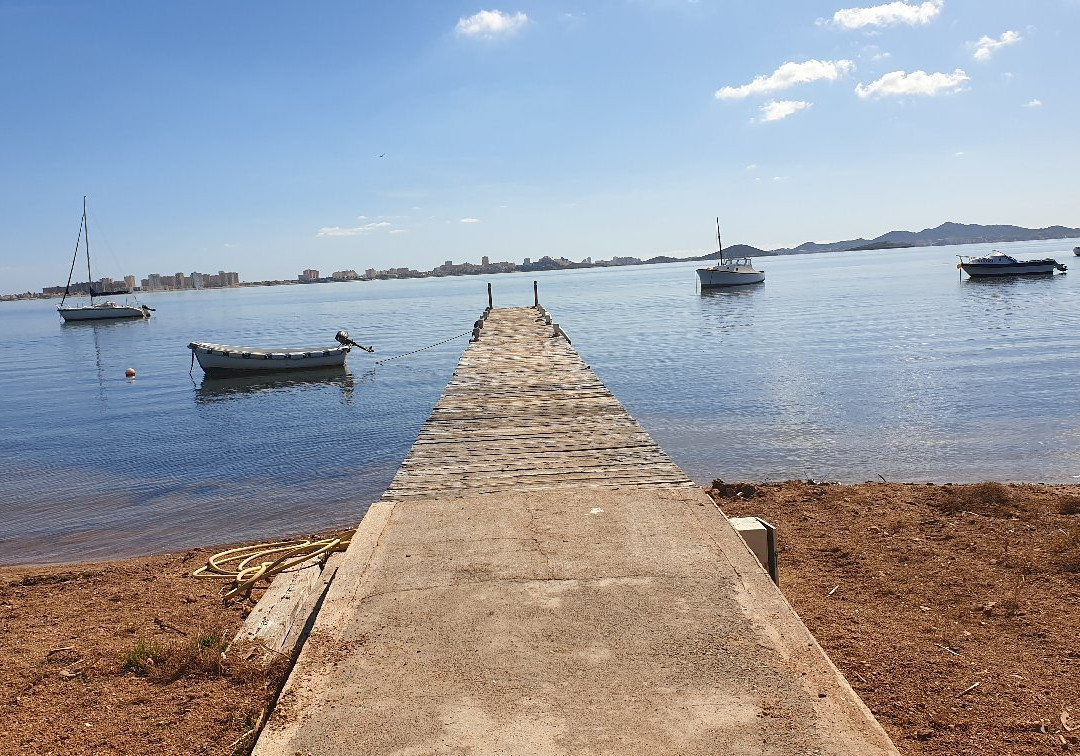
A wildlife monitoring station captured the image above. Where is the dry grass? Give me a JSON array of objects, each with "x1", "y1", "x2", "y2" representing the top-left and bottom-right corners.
[
  {"x1": 1051, "y1": 524, "x2": 1080, "y2": 573},
  {"x1": 120, "y1": 633, "x2": 284, "y2": 689},
  {"x1": 997, "y1": 575, "x2": 1025, "y2": 616},
  {"x1": 1059, "y1": 495, "x2": 1080, "y2": 516},
  {"x1": 120, "y1": 638, "x2": 162, "y2": 676},
  {"x1": 114, "y1": 635, "x2": 288, "y2": 753},
  {"x1": 929, "y1": 481, "x2": 1018, "y2": 516}
]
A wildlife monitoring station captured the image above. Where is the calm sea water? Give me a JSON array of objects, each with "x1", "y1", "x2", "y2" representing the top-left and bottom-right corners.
[{"x1": 2, "y1": 239, "x2": 1079, "y2": 563}]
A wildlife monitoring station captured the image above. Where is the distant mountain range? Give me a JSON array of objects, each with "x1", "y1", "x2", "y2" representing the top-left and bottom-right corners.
[{"x1": 767, "y1": 222, "x2": 1080, "y2": 256}]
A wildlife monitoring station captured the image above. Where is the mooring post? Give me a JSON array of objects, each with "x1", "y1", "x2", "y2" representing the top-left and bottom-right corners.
[
  {"x1": 533, "y1": 280, "x2": 539, "y2": 308},
  {"x1": 487, "y1": 282, "x2": 493, "y2": 310}
]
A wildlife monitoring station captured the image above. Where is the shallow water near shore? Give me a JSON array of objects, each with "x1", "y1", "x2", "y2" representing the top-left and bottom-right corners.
[{"x1": 2, "y1": 239, "x2": 1079, "y2": 563}]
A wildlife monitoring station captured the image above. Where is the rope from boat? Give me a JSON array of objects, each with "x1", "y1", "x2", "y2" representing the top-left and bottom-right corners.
[
  {"x1": 192, "y1": 533, "x2": 353, "y2": 603},
  {"x1": 374, "y1": 330, "x2": 471, "y2": 365}
]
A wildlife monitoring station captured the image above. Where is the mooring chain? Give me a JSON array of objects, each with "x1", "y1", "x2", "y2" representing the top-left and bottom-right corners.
[{"x1": 374, "y1": 330, "x2": 472, "y2": 365}]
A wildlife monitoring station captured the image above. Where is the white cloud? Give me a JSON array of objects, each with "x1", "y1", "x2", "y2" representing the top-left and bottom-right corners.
[
  {"x1": 953, "y1": 151, "x2": 964, "y2": 157},
  {"x1": 316, "y1": 221, "x2": 394, "y2": 237},
  {"x1": 855, "y1": 68, "x2": 969, "y2": 98},
  {"x1": 460, "y1": 218, "x2": 481, "y2": 224},
  {"x1": 832, "y1": 0, "x2": 943, "y2": 29},
  {"x1": 745, "y1": 163, "x2": 758, "y2": 171},
  {"x1": 759, "y1": 100, "x2": 811, "y2": 122},
  {"x1": 972, "y1": 30, "x2": 1021, "y2": 61},
  {"x1": 455, "y1": 10, "x2": 528, "y2": 38},
  {"x1": 715, "y1": 59, "x2": 854, "y2": 100},
  {"x1": 1025, "y1": 98, "x2": 1042, "y2": 108}
]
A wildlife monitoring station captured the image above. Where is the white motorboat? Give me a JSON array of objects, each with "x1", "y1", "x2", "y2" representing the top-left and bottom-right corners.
[
  {"x1": 188, "y1": 330, "x2": 372, "y2": 376},
  {"x1": 696, "y1": 219, "x2": 764, "y2": 287},
  {"x1": 57, "y1": 197, "x2": 152, "y2": 321},
  {"x1": 957, "y1": 250, "x2": 1067, "y2": 277}
]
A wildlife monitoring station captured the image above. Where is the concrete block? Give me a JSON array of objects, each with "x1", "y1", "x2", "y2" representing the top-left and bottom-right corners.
[{"x1": 729, "y1": 516, "x2": 778, "y2": 585}]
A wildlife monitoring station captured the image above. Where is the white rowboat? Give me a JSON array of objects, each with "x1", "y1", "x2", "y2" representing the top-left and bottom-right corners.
[
  {"x1": 189, "y1": 342, "x2": 352, "y2": 376},
  {"x1": 188, "y1": 330, "x2": 372, "y2": 376}
]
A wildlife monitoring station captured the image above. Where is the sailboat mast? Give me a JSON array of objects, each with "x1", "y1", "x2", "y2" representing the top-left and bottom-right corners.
[
  {"x1": 83, "y1": 196, "x2": 93, "y2": 303},
  {"x1": 59, "y1": 198, "x2": 87, "y2": 307}
]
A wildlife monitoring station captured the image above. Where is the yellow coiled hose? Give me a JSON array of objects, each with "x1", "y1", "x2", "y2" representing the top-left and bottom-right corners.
[{"x1": 193, "y1": 533, "x2": 352, "y2": 602}]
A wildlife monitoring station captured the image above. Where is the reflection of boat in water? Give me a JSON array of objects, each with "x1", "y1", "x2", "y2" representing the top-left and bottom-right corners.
[
  {"x1": 188, "y1": 330, "x2": 373, "y2": 377},
  {"x1": 957, "y1": 250, "x2": 1067, "y2": 277},
  {"x1": 194, "y1": 367, "x2": 371, "y2": 404},
  {"x1": 699, "y1": 283, "x2": 762, "y2": 298},
  {"x1": 57, "y1": 196, "x2": 153, "y2": 321},
  {"x1": 696, "y1": 218, "x2": 764, "y2": 288}
]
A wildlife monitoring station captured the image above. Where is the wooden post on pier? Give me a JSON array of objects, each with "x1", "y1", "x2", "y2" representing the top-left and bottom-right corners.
[
  {"x1": 533, "y1": 280, "x2": 539, "y2": 307},
  {"x1": 486, "y1": 282, "x2": 493, "y2": 310}
]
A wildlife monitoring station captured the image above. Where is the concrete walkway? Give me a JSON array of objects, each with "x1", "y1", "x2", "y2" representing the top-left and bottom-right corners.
[{"x1": 253, "y1": 308, "x2": 897, "y2": 755}]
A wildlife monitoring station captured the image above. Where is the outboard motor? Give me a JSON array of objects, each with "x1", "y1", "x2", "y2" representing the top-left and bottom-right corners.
[{"x1": 335, "y1": 330, "x2": 374, "y2": 352}]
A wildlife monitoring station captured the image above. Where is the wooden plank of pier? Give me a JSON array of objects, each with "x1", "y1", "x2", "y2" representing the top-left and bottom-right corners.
[{"x1": 382, "y1": 306, "x2": 697, "y2": 501}]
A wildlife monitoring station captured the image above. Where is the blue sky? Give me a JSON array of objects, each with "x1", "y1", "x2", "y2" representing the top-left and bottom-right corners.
[{"x1": 2, "y1": 0, "x2": 1078, "y2": 292}]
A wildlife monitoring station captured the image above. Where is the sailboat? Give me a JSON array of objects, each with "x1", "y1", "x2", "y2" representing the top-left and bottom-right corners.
[
  {"x1": 57, "y1": 196, "x2": 152, "y2": 322},
  {"x1": 696, "y1": 218, "x2": 765, "y2": 287}
]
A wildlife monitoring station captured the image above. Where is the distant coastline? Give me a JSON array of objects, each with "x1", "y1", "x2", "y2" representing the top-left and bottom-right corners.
[{"x1": 4, "y1": 220, "x2": 1078, "y2": 302}]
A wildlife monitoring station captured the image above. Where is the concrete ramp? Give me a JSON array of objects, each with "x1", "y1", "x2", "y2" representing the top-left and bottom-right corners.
[{"x1": 253, "y1": 307, "x2": 897, "y2": 755}]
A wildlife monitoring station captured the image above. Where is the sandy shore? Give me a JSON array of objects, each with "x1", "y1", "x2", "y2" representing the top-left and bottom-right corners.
[{"x1": 1, "y1": 481, "x2": 1077, "y2": 755}]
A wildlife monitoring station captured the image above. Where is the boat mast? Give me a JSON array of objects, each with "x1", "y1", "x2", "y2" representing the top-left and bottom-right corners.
[
  {"x1": 59, "y1": 197, "x2": 87, "y2": 308},
  {"x1": 716, "y1": 217, "x2": 723, "y2": 264},
  {"x1": 83, "y1": 196, "x2": 94, "y2": 304}
]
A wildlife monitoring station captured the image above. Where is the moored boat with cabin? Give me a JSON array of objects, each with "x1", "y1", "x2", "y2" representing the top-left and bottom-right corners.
[
  {"x1": 957, "y1": 250, "x2": 1067, "y2": 277},
  {"x1": 696, "y1": 218, "x2": 765, "y2": 287}
]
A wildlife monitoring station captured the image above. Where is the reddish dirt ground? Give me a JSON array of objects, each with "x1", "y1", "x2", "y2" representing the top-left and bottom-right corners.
[
  {"x1": 718, "y1": 480, "x2": 1080, "y2": 755},
  {"x1": 0, "y1": 546, "x2": 282, "y2": 756},
  {"x1": 1, "y1": 482, "x2": 1078, "y2": 755}
]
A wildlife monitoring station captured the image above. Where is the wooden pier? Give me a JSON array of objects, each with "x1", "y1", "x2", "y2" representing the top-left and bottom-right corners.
[
  {"x1": 253, "y1": 301, "x2": 897, "y2": 755},
  {"x1": 384, "y1": 306, "x2": 696, "y2": 500}
]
